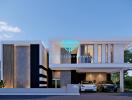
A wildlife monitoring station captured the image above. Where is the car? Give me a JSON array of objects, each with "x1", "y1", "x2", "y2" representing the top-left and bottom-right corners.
[
  {"x1": 97, "y1": 81, "x2": 118, "y2": 92},
  {"x1": 80, "y1": 81, "x2": 97, "y2": 92}
]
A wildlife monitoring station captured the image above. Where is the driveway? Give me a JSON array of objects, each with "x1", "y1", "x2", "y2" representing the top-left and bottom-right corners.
[{"x1": 0, "y1": 93, "x2": 132, "y2": 100}]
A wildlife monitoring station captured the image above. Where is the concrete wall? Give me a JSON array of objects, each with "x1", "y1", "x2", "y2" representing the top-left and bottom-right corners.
[
  {"x1": 114, "y1": 44, "x2": 124, "y2": 63},
  {"x1": 49, "y1": 41, "x2": 60, "y2": 64},
  {"x1": 60, "y1": 71, "x2": 71, "y2": 87},
  {"x1": 0, "y1": 85, "x2": 80, "y2": 95},
  {"x1": 15, "y1": 46, "x2": 30, "y2": 88}
]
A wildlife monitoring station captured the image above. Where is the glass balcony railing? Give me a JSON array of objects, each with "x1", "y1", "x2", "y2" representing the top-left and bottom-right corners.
[{"x1": 60, "y1": 55, "x2": 94, "y2": 64}]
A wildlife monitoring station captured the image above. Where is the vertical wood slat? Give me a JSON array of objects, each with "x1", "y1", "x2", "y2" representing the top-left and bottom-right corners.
[{"x1": 3, "y1": 44, "x2": 14, "y2": 88}]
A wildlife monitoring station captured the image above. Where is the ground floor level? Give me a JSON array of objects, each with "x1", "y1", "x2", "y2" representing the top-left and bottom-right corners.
[{"x1": 52, "y1": 68, "x2": 125, "y2": 92}]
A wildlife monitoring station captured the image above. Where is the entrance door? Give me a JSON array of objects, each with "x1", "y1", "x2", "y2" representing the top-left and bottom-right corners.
[
  {"x1": 52, "y1": 79, "x2": 60, "y2": 88},
  {"x1": 78, "y1": 73, "x2": 86, "y2": 83},
  {"x1": 71, "y1": 54, "x2": 77, "y2": 64}
]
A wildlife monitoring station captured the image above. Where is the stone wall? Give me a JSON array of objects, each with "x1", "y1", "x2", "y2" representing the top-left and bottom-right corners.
[{"x1": 60, "y1": 71, "x2": 71, "y2": 87}]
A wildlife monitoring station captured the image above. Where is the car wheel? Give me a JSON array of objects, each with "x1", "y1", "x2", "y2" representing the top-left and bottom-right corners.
[{"x1": 114, "y1": 88, "x2": 117, "y2": 92}]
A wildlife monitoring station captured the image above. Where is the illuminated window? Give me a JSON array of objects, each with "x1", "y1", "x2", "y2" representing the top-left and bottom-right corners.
[
  {"x1": 52, "y1": 71, "x2": 60, "y2": 88},
  {"x1": 105, "y1": 44, "x2": 108, "y2": 63},
  {"x1": 98, "y1": 44, "x2": 102, "y2": 63},
  {"x1": 80, "y1": 44, "x2": 94, "y2": 63},
  {"x1": 111, "y1": 44, "x2": 114, "y2": 63},
  {"x1": 88, "y1": 45, "x2": 94, "y2": 63},
  {"x1": 52, "y1": 71, "x2": 60, "y2": 79}
]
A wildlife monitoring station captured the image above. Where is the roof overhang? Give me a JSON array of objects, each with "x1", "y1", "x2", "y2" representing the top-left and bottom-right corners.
[{"x1": 49, "y1": 63, "x2": 132, "y2": 71}]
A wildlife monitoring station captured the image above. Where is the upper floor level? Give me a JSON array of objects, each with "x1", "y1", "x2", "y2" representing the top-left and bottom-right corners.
[{"x1": 49, "y1": 40, "x2": 132, "y2": 65}]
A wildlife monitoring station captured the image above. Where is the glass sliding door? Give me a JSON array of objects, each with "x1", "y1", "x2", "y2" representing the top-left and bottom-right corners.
[
  {"x1": 110, "y1": 44, "x2": 114, "y2": 63},
  {"x1": 88, "y1": 44, "x2": 94, "y2": 63},
  {"x1": 98, "y1": 44, "x2": 102, "y2": 63}
]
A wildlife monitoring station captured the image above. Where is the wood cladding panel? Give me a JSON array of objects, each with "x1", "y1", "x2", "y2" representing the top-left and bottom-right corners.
[{"x1": 3, "y1": 44, "x2": 14, "y2": 88}]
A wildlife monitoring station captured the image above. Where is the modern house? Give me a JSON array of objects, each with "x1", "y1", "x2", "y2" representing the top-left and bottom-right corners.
[
  {"x1": 0, "y1": 39, "x2": 132, "y2": 93},
  {"x1": 0, "y1": 41, "x2": 49, "y2": 88},
  {"x1": 49, "y1": 40, "x2": 132, "y2": 92}
]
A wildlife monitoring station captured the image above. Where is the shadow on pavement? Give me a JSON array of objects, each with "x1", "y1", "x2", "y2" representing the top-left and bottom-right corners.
[{"x1": 0, "y1": 95, "x2": 50, "y2": 99}]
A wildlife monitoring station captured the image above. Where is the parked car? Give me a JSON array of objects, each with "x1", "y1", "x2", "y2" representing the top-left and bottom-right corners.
[
  {"x1": 80, "y1": 81, "x2": 97, "y2": 92},
  {"x1": 97, "y1": 81, "x2": 118, "y2": 92}
]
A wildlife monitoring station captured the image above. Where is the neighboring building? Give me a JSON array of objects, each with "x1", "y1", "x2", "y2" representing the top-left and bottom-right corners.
[
  {"x1": 49, "y1": 40, "x2": 132, "y2": 92},
  {"x1": 0, "y1": 41, "x2": 49, "y2": 88}
]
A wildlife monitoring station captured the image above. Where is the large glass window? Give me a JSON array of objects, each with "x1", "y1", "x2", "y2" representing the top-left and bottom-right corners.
[
  {"x1": 111, "y1": 44, "x2": 114, "y2": 63},
  {"x1": 60, "y1": 48, "x2": 71, "y2": 64},
  {"x1": 52, "y1": 71, "x2": 60, "y2": 88},
  {"x1": 98, "y1": 44, "x2": 102, "y2": 63},
  {"x1": 105, "y1": 44, "x2": 108, "y2": 63},
  {"x1": 80, "y1": 44, "x2": 94, "y2": 63},
  {"x1": 88, "y1": 45, "x2": 94, "y2": 63}
]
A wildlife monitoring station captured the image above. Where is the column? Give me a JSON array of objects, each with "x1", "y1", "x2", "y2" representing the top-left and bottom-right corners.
[
  {"x1": 120, "y1": 69, "x2": 124, "y2": 92},
  {"x1": 108, "y1": 44, "x2": 111, "y2": 63},
  {"x1": 0, "y1": 44, "x2": 2, "y2": 80},
  {"x1": 94, "y1": 44, "x2": 98, "y2": 63},
  {"x1": 77, "y1": 45, "x2": 80, "y2": 63},
  {"x1": 102, "y1": 44, "x2": 105, "y2": 63}
]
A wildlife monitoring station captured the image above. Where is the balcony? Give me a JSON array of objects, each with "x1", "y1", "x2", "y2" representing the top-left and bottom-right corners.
[
  {"x1": 60, "y1": 55, "x2": 94, "y2": 64},
  {"x1": 49, "y1": 55, "x2": 132, "y2": 70}
]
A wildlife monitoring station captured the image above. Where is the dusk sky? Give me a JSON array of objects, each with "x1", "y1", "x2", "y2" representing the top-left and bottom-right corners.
[
  {"x1": 0, "y1": 0, "x2": 132, "y2": 77},
  {"x1": 0, "y1": 0, "x2": 132, "y2": 47}
]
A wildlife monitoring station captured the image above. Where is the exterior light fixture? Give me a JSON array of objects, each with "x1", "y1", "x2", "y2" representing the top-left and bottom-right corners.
[{"x1": 60, "y1": 40, "x2": 79, "y2": 53}]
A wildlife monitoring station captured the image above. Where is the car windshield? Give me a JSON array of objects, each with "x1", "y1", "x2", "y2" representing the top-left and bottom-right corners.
[{"x1": 82, "y1": 81, "x2": 93, "y2": 84}]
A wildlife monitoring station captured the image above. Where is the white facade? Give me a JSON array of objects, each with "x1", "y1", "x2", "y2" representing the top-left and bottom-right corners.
[
  {"x1": 0, "y1": 40, "x2": 48, "y2": 88},
  {"x1": 49, "y1": 40, "x2": 132, "y2": 92}
]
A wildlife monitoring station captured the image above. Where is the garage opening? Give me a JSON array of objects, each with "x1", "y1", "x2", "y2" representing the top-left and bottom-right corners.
[{"x1": 71, "y1": 71, "x2": 118, "y2": 92}]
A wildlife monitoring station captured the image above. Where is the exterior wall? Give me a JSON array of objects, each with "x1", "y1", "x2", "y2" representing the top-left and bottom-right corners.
[
  {"x1": 15, "y1": 46, "x2": 30, "y2": 88},
  {"x1": 60, "y1": 71, "x2": 71, "y2": 87},
  {"x1": 114, "y1": 44, "x2": 124, "y2": 63},
  {"x1": 50, "y1": 41, "x2": 128, "y2": 66},
  {"x1": 86, "y1": 72, "x2": 107, "y2": 83},
  {"x1": 30, "y1": 44, "x2": 40, "y2": 88},
  {"x1": 39, "y1": 45, "x2": 48, "y2": 87},
  {"x1": 0, "y1": 43, "x2": 2, "y2": 80},
  {"x1": 1, "y1": 41, "x2": 48, "y2": 88},
  {"x1": 49, "y1": 41, "x2": 60, "y2": 64},
  {"x1": 3, "y1": 44, "x2": 14, "y2": 88}
]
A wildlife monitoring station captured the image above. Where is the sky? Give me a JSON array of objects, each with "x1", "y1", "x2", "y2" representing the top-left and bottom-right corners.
[
  {"x1": 0, "y1": 0, "x2": 132, "y2": 46},
  {"x1": 0, "y1": 0, "x2": 132, "y2": 75}
]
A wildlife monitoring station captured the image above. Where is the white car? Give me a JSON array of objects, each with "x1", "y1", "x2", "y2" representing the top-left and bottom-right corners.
[{"x1": 80, "y1": 81, "x2": 97, "y2": 92}]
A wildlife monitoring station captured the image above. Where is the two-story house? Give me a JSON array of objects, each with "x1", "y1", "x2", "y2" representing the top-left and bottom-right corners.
[
  {"x1": 0, "y1": 41, "x2": 49, "y2": 88},
  {"x1": 49, "y1": 40, "x2": 132, "y2": 92}
]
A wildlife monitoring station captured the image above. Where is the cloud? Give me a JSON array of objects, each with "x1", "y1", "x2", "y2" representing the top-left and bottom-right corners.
[
  {"x1": 0, "y1": 21, "x2": 21, "y2": 39},
  {"x1": 0, "y1": 21, "x2": 21, "y2": 33}
]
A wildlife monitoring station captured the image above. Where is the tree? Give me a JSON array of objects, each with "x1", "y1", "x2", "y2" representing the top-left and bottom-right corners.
[
  {"x1": 111, "y1": 73, "x2": 119, "y2": 84},
  {"x1": 124, "y1": 50, "x2": 132, "y2": 63}
]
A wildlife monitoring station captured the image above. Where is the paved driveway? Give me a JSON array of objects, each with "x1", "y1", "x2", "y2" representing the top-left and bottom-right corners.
[{"x1": 0, "y1": 93, "x2": 132, "y2": 100}]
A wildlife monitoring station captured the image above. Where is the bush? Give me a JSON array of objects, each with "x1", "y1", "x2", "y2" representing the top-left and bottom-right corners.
[
  {"x1": 0, "y1": 80, "x2": 6, "y2": 88},
  {"x1": 124, "y1": 76, "x2": 132, "y2": 89}
]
